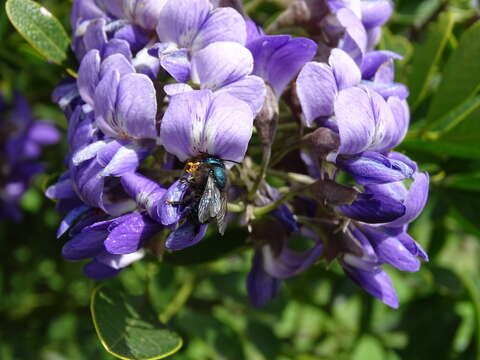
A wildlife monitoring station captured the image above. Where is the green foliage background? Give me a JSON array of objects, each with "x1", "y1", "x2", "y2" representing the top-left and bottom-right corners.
[{"x1": 2, "y1": 0, "x2": 480, "y2": 359}]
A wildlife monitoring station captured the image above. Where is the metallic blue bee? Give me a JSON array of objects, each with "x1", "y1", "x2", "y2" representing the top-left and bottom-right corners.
[{"x1": 183, "y1": 155, "x2": 228, "y2": 234}]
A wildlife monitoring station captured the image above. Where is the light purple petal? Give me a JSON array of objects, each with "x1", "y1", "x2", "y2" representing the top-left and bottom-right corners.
[
  {"x1": 156, "y1": 0, "x2": 211, "y2": 48},
  {"x1": 397, "y1": 231, "x2": 429, "y2": 262},
  {"x1": 334, "y1": 86, "x2": 375, "y2": 155},
  {"x1": 337, "y1": 152, "x2": 414, "y2": 185},
  {"x1": 160, "y1": 90, "x2": 212, "y2": 161},
  {"x1": 57, "y1": 205, "x2": 90, "y2": 238},
  {"x1": 329, "y1": 48, "x2": 361, "y2": 90},
  {"x1": 94, "y1": 70, "x2": 121, "y2": 138},
  {"x1": 83, "y1": 18, "x2": 107, "y2": 53},
  {"x1": 387, "y1": 97, "x2": 409, "y2": 146},
  {"x1": 217, "y1": 75, "x2": 266, "y2": 115},
  {"x1": 77, "y1": 49, "x2": 101, "y2": 105},
  {"x1": 204, "y1": 92, "x2": 254, "y2": 162},
  {"x1": 114, "y1": 24, "x2": 150, "y2": 53},
  {"x1": 247, "y1": 35, "x2": 317, "y2": 96},
  {"x1": 192, "y1": 7, "x2": 246, "y2": 52},
  {"x1": 191, "y1": 41, "x2": 253, "y2": 90},
  {"x1": 116, "y1": 73, "x2": 157, "y2": 139},
  {"x1": 361, "y1": 0, "x2": 393, "y2": 29},
  {"x1": 120, "y1": 173, "x2": 166, "y2": 219},
  {"x1": 100, "y1": 141, "x2": 152, "y2": 177},
  {"x1": 160, "y1": 49, "x2": 192, "y2": 83},
  {"x1": 337, "y1": 8, "x2": 367, "y2": 65},
  {"x1": 103, "y1": 38, "x2": 133, "y2": 60},
  {"x1": 29, "y1": 122, "x2": 60, "y2": 145},
  {"x1": 100, "y1": 53, "x2": 135, "y2": 79},
  {"x1": 164, "y1": 83, "x2": 194, "y2": 96},
  {"x1": 296, "y1": 61, "x2": 337, "y2": 127},
  {"x1": 72, "y1": 140, "x2": 108, "y2": 166}
]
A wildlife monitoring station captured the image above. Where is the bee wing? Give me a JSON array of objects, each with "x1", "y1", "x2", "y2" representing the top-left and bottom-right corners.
[
  {"x1": 216, "y1": 192, "x2": 227, "y2": 235},
  {"x1": 198, "y1": 175, "x2": 218, "y2": 223}
]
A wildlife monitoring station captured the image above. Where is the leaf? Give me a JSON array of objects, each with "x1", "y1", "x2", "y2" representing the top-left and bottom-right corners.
[
  {"x1": 446, "y1": 190, "x2": 480, "y2": 238},
  {"x1": 426, "y1": 21, "x2": 480, "y2": 124},
  {"x1": 90, "y1": 286, "x2": 183, "y2": 360},
  {"x1": 408, "y1": 12, "x2": 455, "y2": 109},
  {"x1": 5, "y1": 0, "x2": 69, "y2": 64},
  {"x1": 399, "y1": 138, "x2": 480, "y2": 159},
  {"x1": 445, "y1": 173, "x2": 480, "y2": 192},
  {"x1": 351, "y1": 336, "x2": 384, "y2": 360},
  {"x1": 426, "y1": 94, "x2": 480, "y2": 132}
]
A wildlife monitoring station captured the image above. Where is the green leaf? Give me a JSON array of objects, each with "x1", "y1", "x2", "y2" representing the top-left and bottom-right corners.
[
  {"x1": 426, "y1": 21, "x2": 480, "y2": 124},
  {"x1": 5, "y1": 0, "x2": 69, "y2": 64},
  {"x1": 90, "y1": 286, "x2": 183, "y2": 360},
  {"x1": 447, "y1": 190, "x2": 480, "y2": 237},
  {"x1": 408, "y1": 12, "x2": 454, "y2": 109},
  {"x1": 426, "y1": 94, "x2": 480, "y2": 132},
  {"x1": 399, "y1": 138, "x2": 480, "y2": 159},
  {"x1": 351, "y1": 336, "x2": 384, "y2": 360},
  {"x1": 444, "y1": 173, "x2": 480, "y2": 192}
]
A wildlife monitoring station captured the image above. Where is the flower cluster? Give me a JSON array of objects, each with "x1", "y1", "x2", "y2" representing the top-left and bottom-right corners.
[
  {"x1": 48, "y1": 0, "x2": 429, "y2": 309},
  {"x1": 0, "y1": 93, "x2": 59, "y2": 221}
]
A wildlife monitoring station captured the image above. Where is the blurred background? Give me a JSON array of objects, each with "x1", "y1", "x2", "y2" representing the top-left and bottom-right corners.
[{"x1": 2, "y1": 0, "x2": 480, "y2": 359}]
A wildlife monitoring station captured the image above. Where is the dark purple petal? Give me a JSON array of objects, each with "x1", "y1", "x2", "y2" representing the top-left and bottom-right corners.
[
  {"x1": 247, "y1": 35, "x2": 317, "y2": 96},
  {"x1": 165, "y1": 222, "x2": 208, "y2": 250},
  {"x1": 114, "y1": 24, "x2": 150, "y2": 52},
  {"x1": 337, "y1": 152, "x2": 414, "y2": 185},
  {"x1": 296, "y1": 61, "x2": 337, "y2": 126},
  {"x1": 338, "y1": 192, "x2": 406, "y2": 224},
  {"x1": 388, "y1": 172, "x2": 429, "y2": 227},
  {"x1": 62, "y1": 229, "x2": 107, "y2": 260},
  {"x1": 158, "y1": 179, "x2": 189, "y2": 226},
  {"x1": 84, "y1": 259, "x2": 121, "y2": 279},
  {"x1": 397, "y1": 231, "x2": 429, "y2": 261},
  {"x1": 361, "y1": 50, "x2": 401, "y2": 80},
  {"x1": 247, "y1": 251, "x2": 281, "y2": 307},
  {"x1": 342, "y1": 263, "x2": 399, "y2": 308},
  {"x1": 104, "y1": 213, "x2": 162, "y2": 254},
  {"x1": 57, "y1": 205, "x2": 90, "y2": 238},
  {"x1": 361, "y1": 226, "x2": 420, "y2": 272}
]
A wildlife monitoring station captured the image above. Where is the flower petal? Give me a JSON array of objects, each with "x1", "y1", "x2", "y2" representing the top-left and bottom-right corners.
[
  {"x1": 156, "y1": 0, "x2": 211, "y2": 49},
  {"x1": 160, "y1": 49, "x2": 192, "y2": 83},
  {"x1": 165, "y1": 222, "x2": 208, "y2": 250},
  {"x1": 84, "y1": 259, "x2": 121, "y2": 279},
  {"x1": 77, "y1": 49, "x2": 100, "y2": 105},
  {"x1": 247, "y1": 35, "x2": 317, "y2": 96},
  {"x1": 96, "y1": 249, "x2": 146, "y2": 269},
  {"x1": 116, "y1": 73, "x2": 157, "y2": 139},
  {"x1": 158, "y1": 179, "x2": 189, "y2": 225},
  {"x1": 216, "y1": 75, "x2": 266, "y2": 115},
  {"x1": 191, "y1": 41, "x2": 253, "y2": 90},
  {"x1": 329, "y1": 48, "x2": 361, "y2": 90},
  {"x1": 296, "y1": 61, "x2": 337, "y2": 126},
  {"x1": 247, "y1": 251, "x2": 281, "y2": 307},
  {"x1": 104, "y1": 213, "x2": 162, "y2": 254},
  {"x1": 62, "y1": 228, "x2": 107, "y2": 260},
  {"x1": 193, "y1": 6, "x2": 246, "y2": 52}
]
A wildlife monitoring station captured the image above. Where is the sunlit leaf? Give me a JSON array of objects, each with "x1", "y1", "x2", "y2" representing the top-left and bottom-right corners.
[
  {"x1": 408, "y1": 12, "x2": 454, "y2": 109},
  {"x1": 90, "y1": 286, "x2": 183, "y2": 360},
  {"x1": 5, "y1": 0, "x2": 69, "y2": 64}
]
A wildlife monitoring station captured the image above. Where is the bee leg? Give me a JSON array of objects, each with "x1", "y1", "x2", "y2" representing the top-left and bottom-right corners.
[{"x1": 165, "y1": 200, "x2": 187, "y2": 206}]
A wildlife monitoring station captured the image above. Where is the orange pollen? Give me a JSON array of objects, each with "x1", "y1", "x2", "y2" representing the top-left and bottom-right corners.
[{"x1": 186, "y1": 161, "x2": 200, "y2": 173}]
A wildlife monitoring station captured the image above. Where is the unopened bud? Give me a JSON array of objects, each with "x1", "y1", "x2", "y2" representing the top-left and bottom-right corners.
[
  {"x1": 301, "y1": 127, "x2": 339, "y2": 156},
  {"x1": 308, "y1": 179, "x2": 358, "y2": 205},
  {"x1": 255, "y1": 84, "x2": 279, "y2": 145}
]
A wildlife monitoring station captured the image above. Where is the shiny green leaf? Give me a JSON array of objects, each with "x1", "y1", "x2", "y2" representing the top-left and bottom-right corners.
[
  {"x1": 90, "y1": 286, "x2": 183, "y2": 360},
  {"x1": 5, "y1": 0, "x2": 69, "y2": 64}
]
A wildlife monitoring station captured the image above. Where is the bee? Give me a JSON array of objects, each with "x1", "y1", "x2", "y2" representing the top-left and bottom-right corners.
[{"x1": 182, "y1": 155, "x2": 228, "y2": 234}]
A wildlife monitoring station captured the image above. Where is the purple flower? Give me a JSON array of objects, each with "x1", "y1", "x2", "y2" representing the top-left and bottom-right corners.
[
  {"x1": 152, "y1": 0, "x2": 246, "y2": 82},
  {"x1": 296, "y1": 49, "x2": 407, "y2": 156},
  {"x1": 0, "y1": 93, "x2": 59, "y2": 221},
  {"x1": 62, "y1": 212, "x2": 163, "y2": 279}
]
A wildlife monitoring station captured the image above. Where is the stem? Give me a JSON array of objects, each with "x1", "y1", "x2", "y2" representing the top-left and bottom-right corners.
[
  {"x1": 267, "y1": 169, "x2": 315, "y2": 185},
  {"x1": 253, "y1": 183, "x2": 309, "y2": 217},
  {"x1": 227, "y1": 202, "x2": 246, "y2": 213},
  {"x1": 159, "y1": 273, "x2": 196, "y2": 323},
  {"x1": 248, "y1": 144, "x2": 272, "y2": 201}
]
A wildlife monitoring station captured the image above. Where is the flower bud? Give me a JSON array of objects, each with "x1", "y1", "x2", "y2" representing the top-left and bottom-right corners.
[{"x1": 255, "y1": 84, "x2": 279, "y2": 146}]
